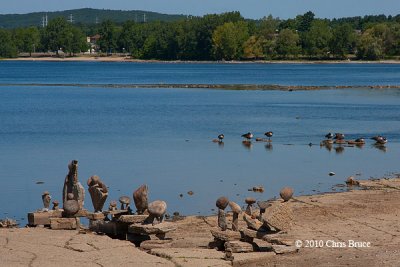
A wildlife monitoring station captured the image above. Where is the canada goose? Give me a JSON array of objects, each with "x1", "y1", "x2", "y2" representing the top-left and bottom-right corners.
[
  {"x1": 218, "y1": 134, "x2": 224, "y2": 142},
  {"x1": 334, "y1": 133, "x2": 345, "y2": 140},
  {"x1": 264, "y1": 131, "x2": 273, "y2": 141},
  {"x1": 241, "y1": 132, "x2": 253, "y2": 141}
]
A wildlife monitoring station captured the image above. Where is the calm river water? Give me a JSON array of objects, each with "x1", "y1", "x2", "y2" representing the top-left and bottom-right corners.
[{"x1": 0, "y1": 61, "x2": 399, "y2": 223}]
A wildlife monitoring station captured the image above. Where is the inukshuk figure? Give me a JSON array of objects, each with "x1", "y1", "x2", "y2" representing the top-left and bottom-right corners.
[
  {"x1": 133, "y1": 184, "x2": 148, "y2": 214},
  {"x1": 87, "y1": 175, "x2": 108, "y2": 212},
  {"x1": 42, "y1": 191, "x2": 51, "y2": 211},
  {"x1": 62, "y1": 160, "x2": 85, "y2": 210},
  {"x1": 216, "y1": 196, "x2": 229, "y2": 231}
]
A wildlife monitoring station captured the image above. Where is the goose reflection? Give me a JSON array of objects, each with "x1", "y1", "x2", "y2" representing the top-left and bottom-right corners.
[
  {"x1": 323, "y1": 143, "x2": 333, "y2": 152},
  {"x1": 335, "y1": 146, "x2": 345, "y2": 154},
  {"x1": 373, "y1": 144, "x2": 387, "y2": 152},
  {"x1": 265, "y1": 143, "x2": 273, "y2": 151},
  {"x1": 218, "y1": 141, "x2": 224, "y2": 148},
  {"x1": 242, "y1": 140, "x2": 253, "y2": 150}
]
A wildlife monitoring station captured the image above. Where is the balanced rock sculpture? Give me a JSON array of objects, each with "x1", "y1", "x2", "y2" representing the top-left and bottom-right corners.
[
  {"x1": 147, "y1": 200, "x2": 167, "y2": 225},
  {"x1": 216, "y1": 196, "x2": 229, "y2": 231},
  {"x1": 245, "y1": 197, "x2": 256, "y2": 215},
  {"x1": 87, "y1": 175, "x2": 108, "y2": 212},
  {"x1": 228, "y1": 201, "x2": 241, "y2": 231},
  {"x1": 62, "y1": 160, "x2": 85, "y2": 210},
  {"x1": 108, "y1": 200, "x2": 117, "y2": 211},
  {"x1": 279, "y1": 187, "x2": 294, "y2": 202},
  {"x1": 41, "y1": 191, "x2": 51, "y2": 211},
  {"x1": 119, "y1": 196, "x2": 130, "y2": 210},
  {"x1": 133, "y1": 184, "x2": 149, "y2": 214},
  {"x1": 63, "y1": 193, "x2": 80, "y2": 217}
]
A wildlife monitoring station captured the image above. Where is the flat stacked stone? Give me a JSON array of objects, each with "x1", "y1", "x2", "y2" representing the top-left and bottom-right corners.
[
  {"x1": 128, "y1": 222, "x2": 176, "y2": 235},
  {"x1": 262, "y1": 202, "x2": 293, "y2": 231},
  {"x1": 210, "y1": 229, "x2": 241, "y2": 241},
  {"x1": 117, "y1": 215, "x2": 148, "y2": 224},
  {"x1": 224, "y1": 241, "x2": 254, "y2": 253}
]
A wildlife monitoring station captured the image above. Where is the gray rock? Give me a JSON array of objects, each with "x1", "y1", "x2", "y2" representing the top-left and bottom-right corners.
[
  {"x1": 217, "y1": 208, "x2": 227, "y2": 231},
  {"x1": 279, "y1": 187, "x2": 294, "y2": 202},
  {"x1": 62, "y1": 160, "x2": 85, "y2": 210},
  {"x1": 87, "y1": 175, "x2": 108, "y2": 212},
  {"x1": 225, "y1": 241, "x2": 254, "y2": 253},
  {"x1": 216, "y1": 196, "x2": 229, "y2": 210},
  {"x1": 42, "y1": 191, "x2": 51, "y2": 211},
  {"x1": 147, "y1": 200, "x2": 167, "y2": 224},
  {"x1": 133, "y1": 185, "x2": 149, "y2": 214},
  {"x1": 262, "y1": 202, "x2": 293, "y2": 231}
]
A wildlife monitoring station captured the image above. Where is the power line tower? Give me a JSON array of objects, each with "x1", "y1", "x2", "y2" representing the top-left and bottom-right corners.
[
  {"x1": 95, "y1": 17, "x2": 99, "y2": 24},
  {"x1": 143, "y1": 13, "x2": 146, "y2": 23},
  {"x1": 68, "y1": 14, "x2": 74, "y2": 24},
  {"x1": 42, "y1": 13, "x2": 48, "y2": 28}
]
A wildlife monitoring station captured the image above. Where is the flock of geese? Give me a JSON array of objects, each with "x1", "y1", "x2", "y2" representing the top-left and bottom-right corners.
[
  {"x1": 323, "y1": 132, "x2": 388, "y2": 145},
  {"x1": 215, "y1": 131, "x2": 388, "y2": 145}
]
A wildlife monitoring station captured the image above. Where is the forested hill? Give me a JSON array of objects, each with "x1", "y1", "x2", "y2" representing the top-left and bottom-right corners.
[{"x1": 0, "y1": 8, "x2": 187, "y2": 28}]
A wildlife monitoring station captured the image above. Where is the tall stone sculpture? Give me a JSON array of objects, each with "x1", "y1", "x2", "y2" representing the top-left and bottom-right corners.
[
  {"x1": 133, "y1": 184, "x2": 149, "y2": 214},
  {"x1": 87, "y1": 175, "x2": 108, "y2": 212},
  {"x1": 62, "y1": 160, "x2": 85, "y2": 210}
]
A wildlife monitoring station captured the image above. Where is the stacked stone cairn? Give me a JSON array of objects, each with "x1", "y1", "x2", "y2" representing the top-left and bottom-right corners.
[
  {"x1": 28, "y1": 160, "x2": 86, "y2": 230},
  {"x1": 89, "y1": 184, "x2": 176, "y2": 249},
  {"x1": 210, "y1": 187, "x2": 298, "y2": 261},
  {"x1": 27, "y1": 161, "x2": 176, "y2": 248}
]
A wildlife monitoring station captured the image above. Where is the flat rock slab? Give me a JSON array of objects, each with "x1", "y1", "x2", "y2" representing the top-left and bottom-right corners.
[
  {"x1": 94, "y1": 221, "x2": 128, "y2": 235},
  {"x1": 50, "y1": 218, "x2": 79, "y2": 230},
  {"x1": 240, "y1": 228, "x2": 270, "y2": 239},
  {"x1": 118, "y1": 215, "x2": 148, "y2": 224},
  {"x1": 129, "y1": 222, "x2": 176, "y2": 235},
  {"x1": 263, "y1": 202, "x2": 293, "y2": 231},
  {"x1": 262, "y1": 233, "x2": 295, "y2": 246},
  {"x1": 0, "y1": 228, "x2": 174, "y2": 267},
  {"x1": 272, "y1": 244, "x2": 299, "y2": 254},
  {"x1": 151, "y1": 248, "x2": 225, "y2": 259},
  {"x1": 28, "y1": 210, "x2": 63, "y2": 226},
  {"x1": 225, "y1": 241, "x2": 254, "y2": 253},
  {"x1": 141, "y1": 239, "x2": 172, "y2": 250},
  {"x1": 86, "y1": 212, "x2": 105, "y2": 220},
  {"x1": 211, "y1": 229, "x2": 242, "y2": 241},
  {"x1": 232, "y1": 252, "x2": 276, "y2": 266}
]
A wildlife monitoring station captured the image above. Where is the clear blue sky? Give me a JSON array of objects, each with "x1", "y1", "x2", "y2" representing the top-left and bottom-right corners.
[{"x1": 1, "y1": 0, "x2": 399, "y2": 19}]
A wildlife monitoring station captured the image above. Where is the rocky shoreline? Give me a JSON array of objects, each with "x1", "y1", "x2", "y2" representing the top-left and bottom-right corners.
[
  {"x1": 1, "y1": 82, "x2": 400, "y2": 91},
  {"x1": 1, "y1": 177, "x2": 399, "y2": 266}
]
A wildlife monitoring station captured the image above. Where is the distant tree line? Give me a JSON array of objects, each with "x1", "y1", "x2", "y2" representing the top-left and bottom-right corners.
[{"x1": 1, "y1": 11, "x2": 400, "y2": 60}]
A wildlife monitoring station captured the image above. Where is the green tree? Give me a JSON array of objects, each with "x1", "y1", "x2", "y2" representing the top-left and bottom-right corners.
[
  {"x1": 69, "y1": 27, "x2": 88, "y2": 55},
  {"x1": 258, "y1": 15, "x2": 280, "y2": 38},
  {"x1": 330, "y1": 23, "x2": 356, "y2": 58},
  {"x1": 212, "y1": 21, "x2": 249, "y2": 60},
  {"x1": 275, "y1": 29, "x2": 300, "y2": 58},
  {"x1": 356, "y1": 29, "x2": 384, "y2": 60},
  {"x1": 14, "y1": 27, "x2": 40, "y2": 56},
  {"x1": 0, "y1": 29, "x2": 17, "y2": 57},
  {"x1": 302, "y1": 20, "x2": 332, "y2": 58},
  {"x1": 296, "y1": 11, "x2": 315, "y2": 32},
  {"x1": 42, "y1": 17, "x2": 72, "y2": 55},
  {"x1": 243, "y1": 36, "x2": 264, "y2": 59},
  {"x1": 98, "y1": 20, "x2": 118, "y2": 54}
]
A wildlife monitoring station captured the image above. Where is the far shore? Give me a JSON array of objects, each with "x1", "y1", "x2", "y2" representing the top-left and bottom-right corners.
[{"x1": 3, "y1": 55, "x2": 400, "y2": 64}]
